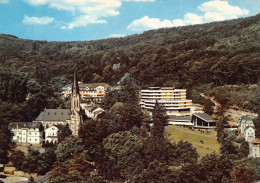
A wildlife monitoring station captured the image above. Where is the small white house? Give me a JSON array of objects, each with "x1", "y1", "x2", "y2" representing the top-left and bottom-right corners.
[
  {"x1": 249, "y1": 138, "x2": 260, "y2": 159},
  {"x1": 9, "y1": 122, "x2": 43, "y2": 144},
  {"x1": 244, "y1": 126, "x2": 255, "y2": 142},
  {"x1": 45, "y1": 126, "x2": 59, "y2": 143},
  {"x1": 240, "y1": 116, "x2": 255, "y2": 134}
]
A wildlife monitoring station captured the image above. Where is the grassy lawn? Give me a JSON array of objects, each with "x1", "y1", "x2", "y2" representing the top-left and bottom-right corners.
[{"x1": 165, "y1": 126, "x2": 220, "y2": 159}]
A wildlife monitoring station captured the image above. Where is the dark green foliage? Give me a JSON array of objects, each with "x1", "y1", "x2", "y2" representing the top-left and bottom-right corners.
[
  {"x1": 175, "y1": 140, "x2": 199, "y2": 164},
  {"x1": 55, "y1": 136, "x2": 83, "y2": 163},
  {"x1": 10, "y1": 150, "x2": 25, "y2": 170},
  {"x1": 57, "y1": 123, "x2": 72, "y2": 143},
  {"x1": 203, "y1": 99, "x2": 215, "y2": 115},
  {"x1": 0, "y1": 125, "x2": 13, "y2": 164},
  {"x1": 152, "y1": 101, "x2": 168, "y2": 137}
]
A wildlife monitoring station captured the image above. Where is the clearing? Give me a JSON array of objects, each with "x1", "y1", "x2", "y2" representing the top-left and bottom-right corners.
[{"x1": 165, "y1": 125, "x2": 220, "y2": 158}]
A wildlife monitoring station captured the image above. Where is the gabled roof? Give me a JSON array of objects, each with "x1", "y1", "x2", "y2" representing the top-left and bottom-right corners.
[
  {"x1": 193, "y1": 113, "x2": 215, "y2": 122},
  {"x1": 9, "y1": 122, "x2": 42, "y2": 129},
  {"x1": 35, "y1": 109, "x2": 71, "y2": 122},
  {"x1": 241, "y1": 116, "x2": 254, "y2": 124}
]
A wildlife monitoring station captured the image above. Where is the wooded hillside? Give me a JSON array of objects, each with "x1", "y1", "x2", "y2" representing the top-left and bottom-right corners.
[{"x1": 0, "y1": 14, "x2": 259, "y2": 123}]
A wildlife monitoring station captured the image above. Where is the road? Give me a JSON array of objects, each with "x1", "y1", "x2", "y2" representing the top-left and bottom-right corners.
[{"x1": 35, "y1": 173, "x2": 49, "y2": 183}]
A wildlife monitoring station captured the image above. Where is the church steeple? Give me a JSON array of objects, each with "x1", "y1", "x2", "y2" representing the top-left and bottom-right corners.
[
  {"x1": 71, "y1": 67, "x2": 81, "y2": 114},
  {"x1": 70, "y1": 66, "x2": 82, "y2": 136}
]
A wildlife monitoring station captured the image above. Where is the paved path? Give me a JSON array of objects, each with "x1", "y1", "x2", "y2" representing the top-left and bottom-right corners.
[
  {"x1": 167, "y1": 126, "x2": 217, "y2": 139},
  {"x1": 35, "y1": 173, "x2": 49, "y2": 183}
]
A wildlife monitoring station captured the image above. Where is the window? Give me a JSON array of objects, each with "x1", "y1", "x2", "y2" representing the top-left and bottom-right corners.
[
  {"x1": 29, "y1": 138, "x2": 31, "y2": 141},
  {"x1": 35, "y1": 133, "x2": 37, "y2": 135},
  {"x1": 35, "y1": 139, "x2": 37, "y2": 141}
]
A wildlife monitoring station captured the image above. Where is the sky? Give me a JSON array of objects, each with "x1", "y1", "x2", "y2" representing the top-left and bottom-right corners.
[{"x1": 0, "y1": 0, "x2": 259, "y2": 41}]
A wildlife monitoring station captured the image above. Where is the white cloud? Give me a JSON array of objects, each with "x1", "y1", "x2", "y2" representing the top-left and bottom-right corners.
[
  {"x1": 199, "y1": 0, "x2": 249, "y2": 22},
  {"x1": 127, "y1": 0, "x2": 249, "y2": 32},
  {"x1": 22, "y1": 15, "x2": 54, "y2": 24},
  {"x1": 61, "y1": 15, "x2": 106, "y2": 29},
  {"x1": 127, "y1": 16, "x2": 173, "y2": 32},
  {"x1": 109, "y1": 34, "x2": 126, "y2": 38},
  {"x1": 0, "y1": 0, "x2": 8, "y2": 3},
  {"x1": 23, "y1": 0, "x2": 155, "y2": 29}
]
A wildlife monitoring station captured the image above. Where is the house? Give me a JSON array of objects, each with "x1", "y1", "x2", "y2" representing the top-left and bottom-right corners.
[
  {"x1": 167, "y1": 116, "x2": 193, "y2": 126},
  {"x1": 62, "y1": 82, "x2": 110, "y2": 105},
  {"x1": 85, "y1": 107, "x2": 105, "y2": 119},
  {"x1": 140, "y1": 87, "x2": 192, "y2": 116},
  {"x1": 191, "y1": 113, "x2": 216, "y2": 129},
  {"x1": 244, "y1": 126, "x2": 255, "y2": 142},
  {"x1": 45, "y1": 126, "x2": 59, "y2": 144},
  {"x1": 9, "y1": 122, "x2": 43, "y2": 144},
  {"x1": 240, "y1": 116, "x2": 254, "y2": 134},
  {"x1": 249, "y1": 138, "x2": 260, "y2": 158}
]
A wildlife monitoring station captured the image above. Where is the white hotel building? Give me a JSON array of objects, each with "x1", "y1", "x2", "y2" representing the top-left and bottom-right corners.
[{"x1": 140, "y1": 87, "x2": 192, "y2": 116}]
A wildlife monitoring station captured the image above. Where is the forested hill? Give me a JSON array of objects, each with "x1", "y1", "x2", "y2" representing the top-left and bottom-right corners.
[{"x1": 1, "y1": 14, "x2": 260, "y2": 88}]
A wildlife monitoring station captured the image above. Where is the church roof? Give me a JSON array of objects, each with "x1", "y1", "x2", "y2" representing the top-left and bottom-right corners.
[
  {"x1": 35, "y1": 109, "x2": 71, "y2": 122},
  {"x1": 9, "y1": 122, "x2": 42, "y2": 129}
]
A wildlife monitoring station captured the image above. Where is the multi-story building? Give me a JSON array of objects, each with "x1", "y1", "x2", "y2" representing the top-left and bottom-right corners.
[
  {"x1": 45, "y1": 126, "x2": 59, "y2": 144},
  {"x1": 9, "y1": 122, "x2": 43, "y2": 144},
  {"x1": 140, "y1": 87, "x2": 192, "y2": 116},
  {"x1": 62, "y1": 83, "x2": 110, "y2": 104}
]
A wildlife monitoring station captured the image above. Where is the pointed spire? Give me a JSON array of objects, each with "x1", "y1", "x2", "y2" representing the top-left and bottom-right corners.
[{"x1": 71, "y1": 64, "x2": 81, "y2": 113}]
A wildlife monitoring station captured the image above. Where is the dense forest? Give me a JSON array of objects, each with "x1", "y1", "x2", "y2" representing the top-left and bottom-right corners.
[{"x1": 0, "y1": 14, "x2": 259, "y2": 122}]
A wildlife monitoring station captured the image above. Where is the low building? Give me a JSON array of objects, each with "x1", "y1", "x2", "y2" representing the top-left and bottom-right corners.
[
  {"x1": 240, "y1": 116, "x2": 254, "y2": 134},
  {"x1": 9, "y1": 122, "x2": 43, "y2": 144},
  {"x1": 45, "y1": 126, "x2": 59, "y2": 144},
  {"x1": 168, "y1": 116, "x2": 193, "y2": 126},
  {"x1": 140, "y1": 87, "x2": 192, "y2": 116},
  {"x1": 191, "y1": 113, "x2": 216, "y2": 129},
  {"x1": 249, "y1": 138, "x2": 260, "y2": 158},
  {"x1": 244, "y1": 126, "x2": 255, "y2": 142}
]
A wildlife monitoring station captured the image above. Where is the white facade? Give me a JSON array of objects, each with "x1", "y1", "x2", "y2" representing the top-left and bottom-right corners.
[
  {"x1": 240, "y1": 116, "x2": 254, "y2": 134},
  {"x1": 140, "y1": 87, "x2": 192, "y2": 116},
  {"x1": 9, "y1": 122, "x2": 43, "y2": 144},
  {"x1": 45, "y1": 126, "x2": 58, "y2": 143},
  {"x1": 244, "y1": 127, "x2": 255, "y2": 142},
  {"x1": 249, "y1": 138, "x2": 260, "y2": 159}
]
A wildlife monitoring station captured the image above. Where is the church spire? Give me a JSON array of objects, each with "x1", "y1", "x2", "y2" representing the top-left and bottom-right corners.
[{"x1": 71, "y1": 66, "x2": 81, "y2": 114}]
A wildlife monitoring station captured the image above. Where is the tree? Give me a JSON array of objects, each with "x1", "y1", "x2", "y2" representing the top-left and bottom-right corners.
[
  {"x1": 55, "y1": 136, "x2": 83, "y2": 163},
  {"x1": 119, "y1": 80, "x2": 138, "y2": 105},
  {"x1": 0, "y1": 125, "x2": 13, "y2": 164},
  {"x1": 10, "y1": 150, "x2": 26, "y2": 170},
  {"x1": 101, "y1": 131, "x2": 143, "y2": 181},
  {"x1": 151, "y1": 101, "x2": 168, "y2": 137},
  {"x1": 57, "y1": 124, "x2": 72, "y2": 143},
  {"x1": 175, "y1": 140, "x2": 199, "y2": 164},
  {"x1": 203, "y1": 99, "x2": 214, "y2": 115}
]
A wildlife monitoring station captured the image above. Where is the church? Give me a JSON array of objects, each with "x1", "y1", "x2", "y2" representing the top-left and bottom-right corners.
[{"x1": 34, "y1": 69, "x2": 83, "y2": 136}]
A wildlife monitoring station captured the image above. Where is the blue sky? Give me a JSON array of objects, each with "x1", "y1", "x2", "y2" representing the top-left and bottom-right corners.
[{"x1": 0, "y1": 0, "x2": 259, "y2": 41}]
